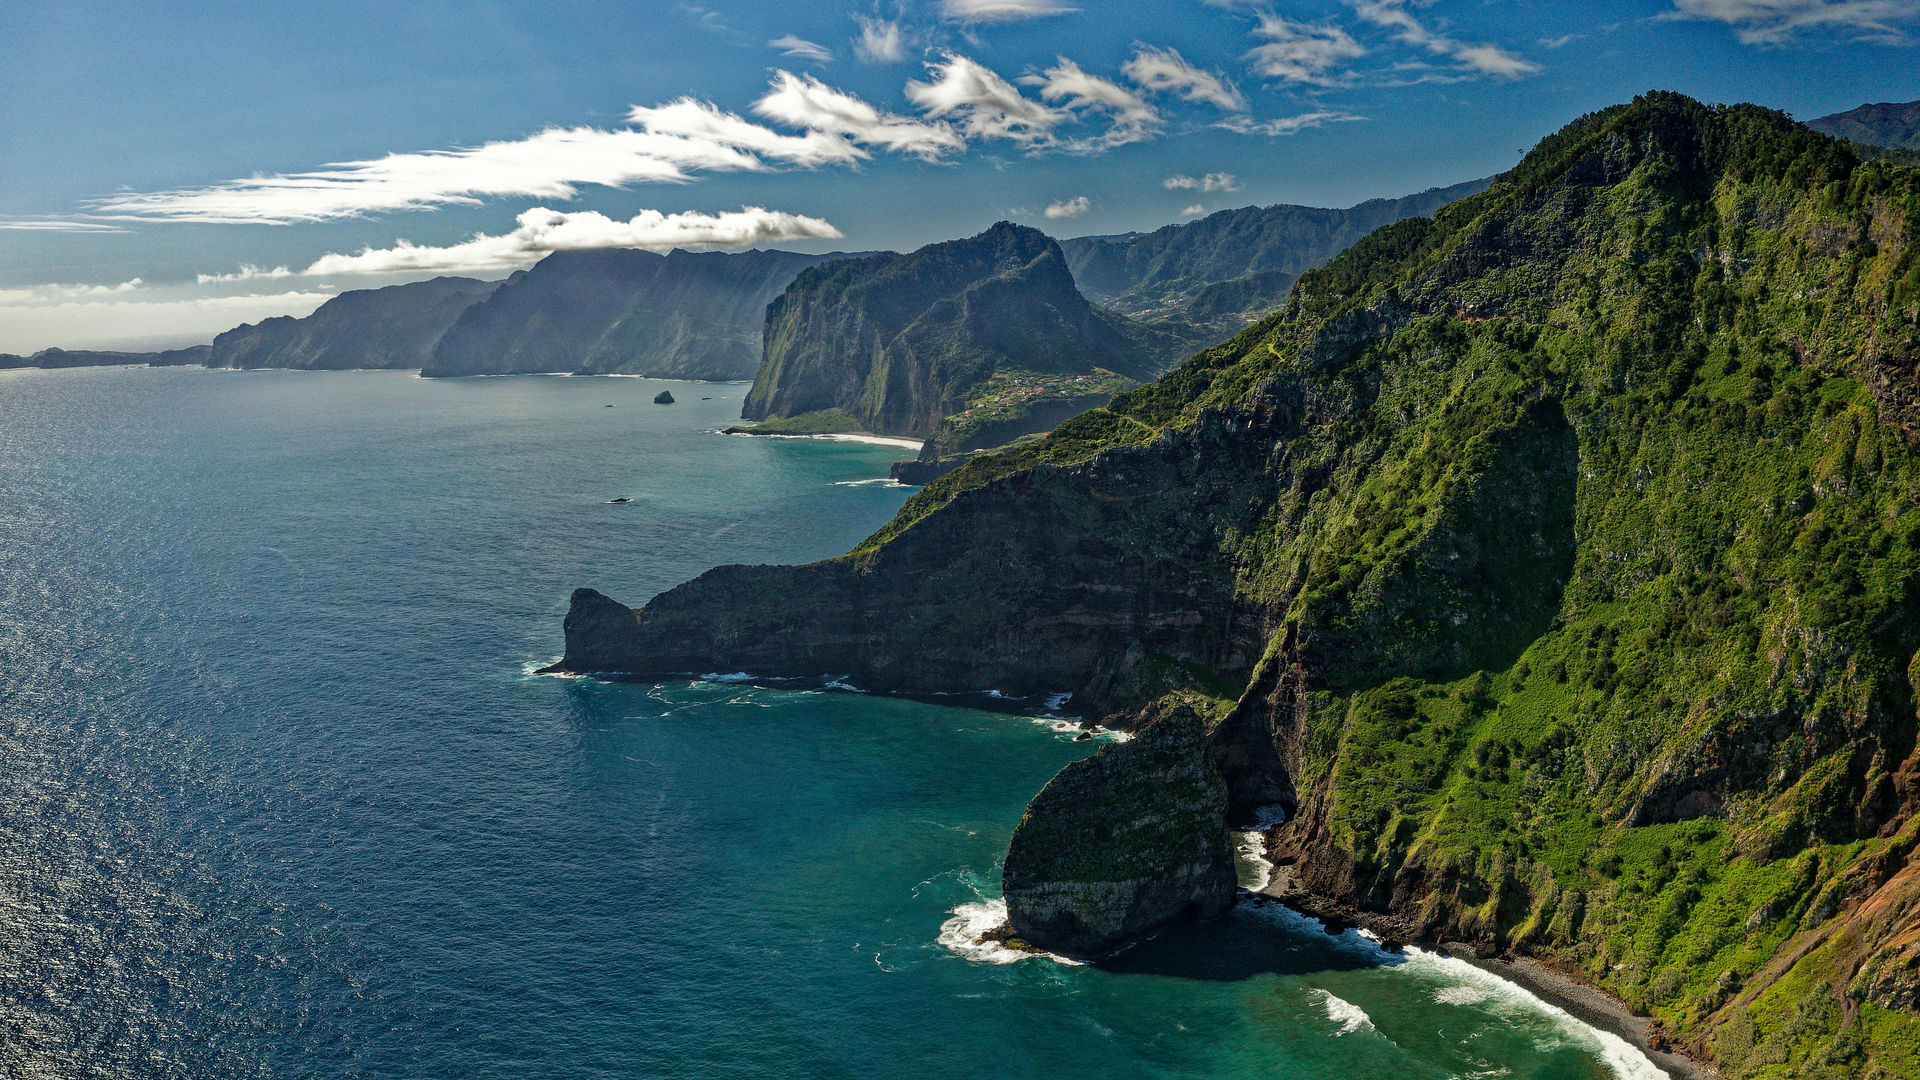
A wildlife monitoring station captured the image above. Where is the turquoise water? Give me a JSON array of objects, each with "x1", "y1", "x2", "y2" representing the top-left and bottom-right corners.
[{"x1": 0, "y1": 367, "x2": 1661, "y2": 1079}]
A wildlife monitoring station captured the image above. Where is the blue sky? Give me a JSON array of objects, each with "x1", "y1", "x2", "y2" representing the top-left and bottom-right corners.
[{"x1": 1, "y1": 0, "x2": 1916, "y2": 350}]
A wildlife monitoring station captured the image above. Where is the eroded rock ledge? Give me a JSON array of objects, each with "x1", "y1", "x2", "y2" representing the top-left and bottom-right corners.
[{"x1": 1002, "y1": 701, "x2": 1237, "y2": 959}]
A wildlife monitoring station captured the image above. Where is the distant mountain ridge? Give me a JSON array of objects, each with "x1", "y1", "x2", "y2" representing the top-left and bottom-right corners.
[
  {"x1": 0, "y1": 345, "x2": 210, "y2": 369},
  {"x1": 209, "y1": 276, "x2": 498, "y2": 370},
  {"x1": 6, "y1": 181, "x2": 1491, "y2": 388},
  {"x1": 742, "y1": 222, "x2": 1192, "y2": 450},
  {"x1": 1807, "y1": 99, "x2": 1920, "y2": 151},
  {"x1": 1060, "y1": 177, "x2": 1492, "y2": 323},
  {"x1": 423, "y1": 248, "x2": 847, "y2": 380}
]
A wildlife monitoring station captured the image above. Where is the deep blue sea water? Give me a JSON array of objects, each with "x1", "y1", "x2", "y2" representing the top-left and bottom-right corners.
[{"x1": 0, "y1": 367, "x2": 1665, "y2": 1079}]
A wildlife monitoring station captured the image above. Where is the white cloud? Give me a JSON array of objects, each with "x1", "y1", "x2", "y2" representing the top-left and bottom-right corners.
[
  {"x1": 623, "y1": 98, "x2": 865, "y2": 166},
  {"x1": 0, "y1": 219, "x2": 128, "y2": 232},
  {"x1": 768, "y1": 35, "x2": 835, "y2": 62},
  {"x1": 1122, "y1": 46, "x2": 1246, "y2": 111},
  {"x1": 1180, "y1": 203, "x2": 1207, "y2": 217},
  {"x1": 1246, "y1": 15, "x2": 1366, "y2": 84},
  {"x1": 906, "y1": 53, "x2": 1067, "y2": 144},
  {"x1": 940, "y1": 0, "x2": 1075, "y2": 21},
  {"x1": 753, "y1": 71, "x2": 963, "y2": 159},
  {"x1": 0, "y1": 278, "x2": 147, "y2": 305},
  {"x1": 853, "y1": 15, "x2": 909, "y2": 62},
  {"x1": 1350, "y1": 1, "x2": 1539, "y2": 78},
  {"x1": 0, "y1": 289, "x2": 337, "y2": 354},
  {"x1": 90, "y1": 111, "x2": 854, "y2": 225},
  {"x1": 1164, "y1": 172, "x2": 1241, "y2": 193},
  {"x1": 1043, "y1": 196, "x2": 1091, "y2": 219},
  {"x1": 298, "y1": 205, "x2": 843, "y2": 276},
  {"x1": 196, "y1": 265, "x2": 294, "y2": 285},
  {"x1": 1665, "y1": 0, "x2": 1919, "y2": 44},
  {"x1": 1022, "y1": 59, "x2": 1162, "y2": 150},
  {"x1": 1218, "y1": 110, "x2": 1363, "y2": 136}
]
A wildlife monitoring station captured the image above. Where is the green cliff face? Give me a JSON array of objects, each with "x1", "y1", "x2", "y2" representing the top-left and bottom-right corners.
[
  {"x1": 424, "y1": 248, "x2": 839, "y2": 380},
  {"x1": 209, "y1": 276, "x2": 497, "y2": 370},
  {"x1": 555, "y1": 93, "x2": 1920, "y2": 1077},
  {"x1": 743, "y1": 221, "x2": 1192, "y2": 444}
]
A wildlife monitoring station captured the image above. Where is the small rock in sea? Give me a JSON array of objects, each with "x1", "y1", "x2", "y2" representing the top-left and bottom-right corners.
[
  {"x1": 654, "y1": 391, "x2": 675, "y2": 404},
  {"x1": 1073, "y1": 730, "x2": 1093, "y2": 742},
  {"x1": 610, "y1": 497, "x2": 632, "y2": 504},
  {"x1": 605, "y1": 404, "x2": 615, "y2": 408},
  {"x1": 701, "y1": 396, "x2": 711, "y2": 400}
]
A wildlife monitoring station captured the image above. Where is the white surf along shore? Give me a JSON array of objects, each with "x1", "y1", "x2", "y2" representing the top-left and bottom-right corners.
[
  {"x1": 937, "y1": 807, "x2": 1671, "y2": 1080},
  {"x1": 722, "y1": 427, "x2": 925, "y2": 452}
]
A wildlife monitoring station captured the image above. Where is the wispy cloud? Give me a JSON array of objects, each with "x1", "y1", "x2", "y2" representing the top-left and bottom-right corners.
[
  {"x1": 1043, "y1": 195, "x2": 1091, "y2": 219},
  {"x1": 298, "y1": 206, "x2": 843, "y2": 276},
  {"x1": 1164, "y1": 172, "x2": 1241, "y2": 193},
  {"x1": 196, "y1": 265, "x2": 294, "y2": 285},
  {"x1": 1180, "y1": 202, "x2": 1207, "y2": 217},
  {"x1": 0, "y1": 278, "x2": 147, "y2": 304},
  {"x1": 853, "y1": 15, "x2": 909, "y2": 62},
  {"x1": 1350, "y1": 1, "x2": 1539, "y2": 77},
  {"x1": 90, "y1": 114, "x2": 848, "y2": 224},
  {"x1": 768, "y1": 35, "x2": 834, "y2": 62},
  {"x1": 1218, "y1": 110, "x2": 1363, "y2": 136},
  {"x1": 753, "y1": 71, "x2": 963, "y2": 159},
  {"x1": 1664, "y1": 0, "x2": 1919, "y2": 44},
  {"x1": 0, "y1": 219, "x2": 129, "y2": 232},
  {"x1": 1246, "y1": 15, "x2": 1367, "y2": 84},
  {"x1": 907, "y1": 53, "x2": 1068, "y2": 144},
  {"x1": 940, "y1": 0, "x2": 1075, "y2": 21},
  {"x1": 1023, "y1": 59, "x2": 1161, "y2": 150},
  {"x1": 1121, "y1": 46, "x2": 1246, "y2": 111}
]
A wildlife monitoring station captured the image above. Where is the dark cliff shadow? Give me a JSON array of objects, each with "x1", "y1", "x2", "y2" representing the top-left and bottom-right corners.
[{"x1": 1095, "y1": 895, "x2": 1405, "y2": 982}]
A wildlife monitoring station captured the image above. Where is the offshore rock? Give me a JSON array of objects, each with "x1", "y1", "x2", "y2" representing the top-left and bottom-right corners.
[{"x1": 1002, "y1": 702, "x2": 1237, "y2": 960}]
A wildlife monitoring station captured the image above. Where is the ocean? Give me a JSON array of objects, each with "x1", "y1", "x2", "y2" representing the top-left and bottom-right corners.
[{"x1": 0, "y1": 366, "x2": 1662, "y2": 1079}]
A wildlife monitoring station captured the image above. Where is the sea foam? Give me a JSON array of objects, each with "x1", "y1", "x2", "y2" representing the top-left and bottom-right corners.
[
  {"x1": 1397, "y1": 949, "x2": 1670, "y2": 1080},
  {"x1": 937, "y1": 899, "x2": 1082, "y2": 967},
  {"x1": 1315, "y1": 989, "x2": 1376, "y2": 1036}
]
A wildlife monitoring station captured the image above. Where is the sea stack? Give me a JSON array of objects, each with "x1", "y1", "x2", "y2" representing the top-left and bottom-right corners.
[{"x1": 654, "y1": 390, "x2": 675, "y2": 404}]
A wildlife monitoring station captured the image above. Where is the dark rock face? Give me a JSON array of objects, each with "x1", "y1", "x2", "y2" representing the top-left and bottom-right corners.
[
  {"x1": 744, "y1": 221, "x2": 1190, "y2": 440},
  {"x1": 553, "y1": 406, "x2": 1280, "y2": 713},
  {"x1": 1003, "y1": 702, "x2": 1237, "y2": 959},
  {"x1": 654, "y1": 390, "x2": 675, "y2": 404},
  {"x1": 425, "y1": 248, "x2": 843, "y2": 380},
  {"x1": 208, "y1": 277, "x2": 497, "y2": 369}
]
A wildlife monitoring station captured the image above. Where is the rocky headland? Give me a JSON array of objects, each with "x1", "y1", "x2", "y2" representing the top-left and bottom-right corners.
[{"x1": 549, "y1": 93, "x2": 1920, "y2": 1078}]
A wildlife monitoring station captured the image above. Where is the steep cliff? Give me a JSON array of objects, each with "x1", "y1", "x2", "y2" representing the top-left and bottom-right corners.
[
  {"x1": 209, "y1": 276, "x2": 496, "y2": 369},
  {"x1": 550, "y1": 94, "x2": 1920, "y2": 1077},
  {"x1": 742, "y1": 222, "x2": 1192, "y2": 446},
  {"x1": 1060, "y1": 177, "x2": 1491, "y2": 323},
  {"x1": 423, "y1": 248, "x2": 840, "y2": 380}
]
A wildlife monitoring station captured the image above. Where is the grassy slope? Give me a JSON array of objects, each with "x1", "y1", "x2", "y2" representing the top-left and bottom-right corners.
[{"x1": 858, "y1": 93, "x2": 1920, "y2": 1076}]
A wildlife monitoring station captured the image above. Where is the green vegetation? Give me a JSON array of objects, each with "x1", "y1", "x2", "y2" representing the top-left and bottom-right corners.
[
  {"x1": 877, "y1": 94, "x2": 1920, "y2": 1076},
  {"x1": 924, "y1": 369, "x2": 1139, "y2": 456},
  {"x1": 728, "y1": 408, "x2": 869, "y2": 435}
]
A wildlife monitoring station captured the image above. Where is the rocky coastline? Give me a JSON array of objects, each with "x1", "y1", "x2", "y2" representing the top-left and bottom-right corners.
[{"x1": 547, "y1": 96, "x2": 1920, "y2": 1076}]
